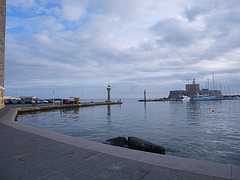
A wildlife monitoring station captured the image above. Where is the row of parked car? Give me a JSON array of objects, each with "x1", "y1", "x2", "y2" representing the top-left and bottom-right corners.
[
  {"x1": 4, "y1": 99, "x2": 53, "y2": 105},
  {"x1": 4, "y1": 99, "x2": 25, "y2": 104}
]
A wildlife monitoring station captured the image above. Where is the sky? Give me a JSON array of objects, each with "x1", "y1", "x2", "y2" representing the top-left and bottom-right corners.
[{"x1": 4, "y1": 0, "x2": 240, "y2": 99}]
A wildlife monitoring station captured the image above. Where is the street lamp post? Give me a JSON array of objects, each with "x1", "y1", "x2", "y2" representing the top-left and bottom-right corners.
[{"x1": 53, "y1": 91, "x2": 55, "y2": 105}]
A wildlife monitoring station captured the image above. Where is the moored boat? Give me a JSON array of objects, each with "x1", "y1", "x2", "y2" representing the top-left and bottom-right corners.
[
  {"x1": 192, "y1": 94, "x2": 223, "y2": 101},
  {"x1": 178, "y1": 95, "x2": 191, "y2": 101}
]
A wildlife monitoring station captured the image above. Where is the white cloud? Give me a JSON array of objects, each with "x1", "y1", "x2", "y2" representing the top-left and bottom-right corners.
[
  {"x1": 151, "y1": 17, "x2": 200, "y2": 47},
  {"x1": 58, "y1": 0, "x2": 87, "y2": 21},
  {"x1": 7, "y1": 0, "x2": 37, "y2": 9},
  {"x1": 5, "y1": 0, "x2": 240, "y2": 98}
]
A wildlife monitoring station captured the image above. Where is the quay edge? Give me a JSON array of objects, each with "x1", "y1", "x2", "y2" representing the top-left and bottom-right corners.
[{"x1": 17, "y1": 101, "x2": 122, "y2": 114}]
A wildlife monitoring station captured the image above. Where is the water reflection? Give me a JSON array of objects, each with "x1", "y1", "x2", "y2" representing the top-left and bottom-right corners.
[
  {"x1": 107, "y1": 105, "x2": 111, "y2": 122},
  {"x1": 74, "y1": 108, "x2": 80, "y2": 114},
  {"x1": 143, "y1": 102, "x2": 147, "y2": 121},
  {"x1": 60, "y1": 108, "x2": 80, "y2": 120},
  {"x1": 51, "y1": 110, "x2": 55, "y2": 125},
  {"x1": 185, "y1": 102, "x2": 200, "y2": 122}
]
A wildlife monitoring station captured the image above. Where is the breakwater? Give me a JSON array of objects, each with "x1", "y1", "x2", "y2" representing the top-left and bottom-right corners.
[{"x1": 17, "y1": 102, "x2": 122, "y2": 114}]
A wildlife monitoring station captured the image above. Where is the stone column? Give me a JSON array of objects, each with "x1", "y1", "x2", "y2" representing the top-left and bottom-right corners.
[
  {"x1": 107, "y1": 87, "x2": 111, "y2": 102},
  {"x1": 0, "y1": 0, "x2": 6, "y2": 108}
]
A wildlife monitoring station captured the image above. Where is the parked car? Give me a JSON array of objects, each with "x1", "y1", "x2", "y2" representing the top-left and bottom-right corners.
[
  {"x1": 8, "y1": 99, "x2": 18, "y2": 104},
  {"x1": 4, "y1": 99, "x2": 11, "y2": 104},
  {"x1": 17, "y1": 100, "x2": 25, "y2": 104},
  {"x1": 43, "y1": 100, "x2": 49, "y2": 103},
  {"x1": 37, "y1": 100, "x2": 44, "y2": 104},
  {"x1": 22, "y1": 99, "x2": 32, "y2": 104}
]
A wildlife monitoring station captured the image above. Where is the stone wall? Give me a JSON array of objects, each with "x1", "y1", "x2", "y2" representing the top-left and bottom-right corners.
[
  {"x1": 0, "y1": 0, "x2": 6, "y2": 108},
  {"x1": 0, "y1": 0, "x2": 6, "y2": 88},
  {"x1": 168, "y1": 90, "x2": 187, "y2": 99}
]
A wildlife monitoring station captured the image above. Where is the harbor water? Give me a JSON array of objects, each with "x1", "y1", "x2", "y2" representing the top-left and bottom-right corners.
[{"x1": 17, "y1": 99, "x2": 240, "y2": 166}]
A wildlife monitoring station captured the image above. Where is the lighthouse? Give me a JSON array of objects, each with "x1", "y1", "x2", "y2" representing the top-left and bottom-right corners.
[{"x1": 144, "y1": 89, "x2": 147, "y2": 102}]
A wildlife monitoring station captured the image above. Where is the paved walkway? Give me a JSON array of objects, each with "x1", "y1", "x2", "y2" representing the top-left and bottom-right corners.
[{"x1": 0, "y1": 106, "x2": 239, "y2": 180}]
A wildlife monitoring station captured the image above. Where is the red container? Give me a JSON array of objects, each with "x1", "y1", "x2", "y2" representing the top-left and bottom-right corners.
[{"x1": 63, "y1": 99, "x2": 69, "y2": 104}]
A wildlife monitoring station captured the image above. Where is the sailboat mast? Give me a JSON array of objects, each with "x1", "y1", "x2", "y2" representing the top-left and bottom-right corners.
[{"x1": 212, "y1": 72, "x2": 215, "y2": 90}]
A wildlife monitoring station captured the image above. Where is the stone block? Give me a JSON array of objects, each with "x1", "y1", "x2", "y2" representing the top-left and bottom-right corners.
[
  {"x1": 128, "y1": 137, "x2": 165, "y2": 154},
  {"x1": 103, "y1": 136, "x2": 127, "y2": 147}
]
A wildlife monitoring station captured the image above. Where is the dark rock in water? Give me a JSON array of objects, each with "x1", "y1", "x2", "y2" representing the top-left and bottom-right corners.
[
  {"x1": 103, "y1": 136, "x2": 166, "y2": 154},
  {"x1": 128, "y1": 137, "x2": 165, "y2": 154},
  {"x1": 103, "y1": 136, "x2": 127, "y2": 147}
]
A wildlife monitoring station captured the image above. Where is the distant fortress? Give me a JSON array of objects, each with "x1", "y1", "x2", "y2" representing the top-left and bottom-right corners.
[
  {"x1": 168, "y1": 79, "x2": 223, "y2": 100},
  {"x1": 139, "y1": 79, "x2": 223, "y2": 102}
]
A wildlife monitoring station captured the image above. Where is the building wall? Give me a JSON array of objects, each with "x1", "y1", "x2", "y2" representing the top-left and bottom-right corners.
[
  {"x1": 0, "y1": 0, "x2": 6, "y2": 108},
  {"x1": 201, "y1": 89, "x2": 209, "y2": 95},
  {"x1": 168, "y1": 90, "x2": 187, "y2": 99},
  {"x1": 0, "y1": 88, "x2": 4, "y2": 106},
  {"x1": 208, "y1": 90, "x2": 223, "y2": 97},
  {"x1": 186, "y1": 84, "x2": 200, "y2": 94}
]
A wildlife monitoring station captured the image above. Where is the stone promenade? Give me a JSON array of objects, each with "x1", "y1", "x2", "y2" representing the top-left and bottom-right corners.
[{"x1": 0, "y1": 106, "x2": 239, "y2": 180}]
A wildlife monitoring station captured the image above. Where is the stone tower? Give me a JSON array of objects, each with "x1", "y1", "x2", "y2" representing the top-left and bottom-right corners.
[
  {"x1": 0, "y1": 0, "x2": 6, "y2": 108},
  {"x1": 107, "y1": 85, "x2": 111, "y2": 102},
  {"x1": 144, "y1": 89, "x2": 146, "y2": 101}
]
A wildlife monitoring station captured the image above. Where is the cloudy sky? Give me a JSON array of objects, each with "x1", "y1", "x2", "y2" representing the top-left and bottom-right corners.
[{"x1": 5, "y1": 0, "x2": 240, "y2": 99}]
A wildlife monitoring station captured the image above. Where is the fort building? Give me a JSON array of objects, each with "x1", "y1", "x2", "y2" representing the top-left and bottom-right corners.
[
  {"x1": 0, "y1": 0, "x2": 6, "y2": 108},
  {"x1": 168, "y1": 79, "x2": 223, "y2": 100}
]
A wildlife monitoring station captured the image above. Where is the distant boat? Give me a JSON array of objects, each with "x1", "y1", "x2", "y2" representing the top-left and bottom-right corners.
[
  {"x1": 178, "y1": 95, "x2": 191, "y2": 101},
  {"x1": 192, "y1": 94, "x2": 223, "y2": 101},
  {"x1": 223, "y1": 95, "x2": 240, "y2": 100}
]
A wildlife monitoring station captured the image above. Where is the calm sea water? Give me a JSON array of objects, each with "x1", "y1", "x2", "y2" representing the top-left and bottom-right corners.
[{"x1": 17, "y1": 99, "x2": 240, "y2": 166}]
